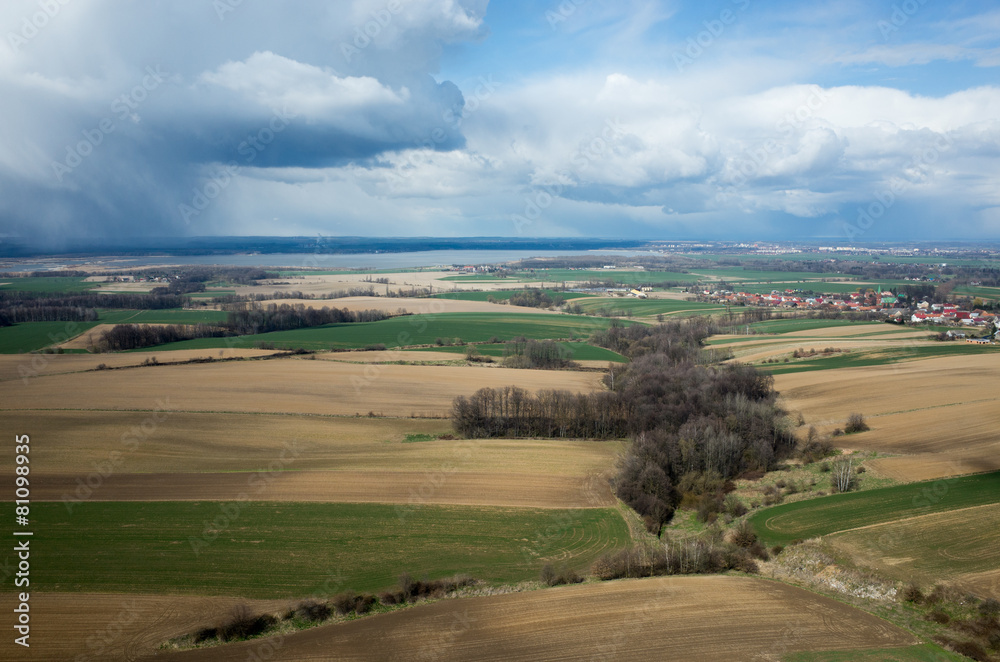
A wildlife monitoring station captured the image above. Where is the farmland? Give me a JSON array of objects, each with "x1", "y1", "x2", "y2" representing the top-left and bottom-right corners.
[
  {"x1": 440, "y1": 268, "x2": 701, "y2": 284},
  {"x1": 136, "y1": 312, "x2": 630, "y2": 351},
  {"x1": 23, "y1": 501, "x2": 631, "y2": 598},
  {"x1": 410, "y1": 340, "x2": 627, "y2": 362},
  {"x1": 0, "y1": 276, "x2": 96, "y2": 292},
  {"x1": 1, "y1": 359, "x2": 606, "y2": 417},
  {"x1": 157, "y1": 576, "x2": 916, "y2": 661},
  {"x1": 570, "y1": 296, "x2": 728, "y2": 317},
  {"x1": 432, "y1": 288, "x2": 595, "y2": 301},
  {"x1": 828, "y1": 504, "x2": 1000, "y2": 598},
  {"x1": 775, "y1": 353, "x2": 1000, "y2": 479},
  {"x1": 748, "y1": 471, "x2": 1000, "y2": 546},
  {"x1": 3, "y1": 261, "x2": 1000, "y2": 662}
]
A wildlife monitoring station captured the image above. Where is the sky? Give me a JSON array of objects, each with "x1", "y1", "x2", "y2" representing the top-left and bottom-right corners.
[{"x1": 1, "y1": 0, "x2": 999, "y2": 250}]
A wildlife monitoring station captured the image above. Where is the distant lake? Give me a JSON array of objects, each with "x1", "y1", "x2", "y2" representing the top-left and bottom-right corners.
[{"x1": 0, "y1": 249, "x2": 661, "y2": 272}]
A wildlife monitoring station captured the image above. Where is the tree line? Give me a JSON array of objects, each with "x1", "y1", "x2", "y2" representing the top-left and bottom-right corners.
[
  {"x1": 451, "y1": 318, "x2": 795, "y2": 533},
  {"x1": 96, "y1": 303, "x2": 393, "y2": 351}
]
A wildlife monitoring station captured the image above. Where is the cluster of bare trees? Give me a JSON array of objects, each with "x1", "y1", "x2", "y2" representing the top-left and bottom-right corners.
[
  {"x1": 451, "y1": 320, "x2": 795, "y2": 533},
  {"x1": 97, "y1": 303, "x2": 393, "y2": 351},
  {"x1": 453, "y1": 386, "x2": 631, "y2": 439},
  {"x1": 0, "y1": 291, "x2": 188, "y2": 327},
  {"x1": 501, "y1": 338, "x2": 577, "y2": 369},
  {"x1": 96, "y1": 323, "x2": 227, "y2": 351},
  {"x1": 224, "y1": 303, "x2": 389, "y2": 335},
  {"x1": 0, "y1": 305, "x2": 98, "y2": 325}
]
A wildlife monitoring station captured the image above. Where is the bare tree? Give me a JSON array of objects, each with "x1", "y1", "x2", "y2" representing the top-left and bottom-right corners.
[{"x1": 832, "y1": 455, "x2": 855, "y2": 493}]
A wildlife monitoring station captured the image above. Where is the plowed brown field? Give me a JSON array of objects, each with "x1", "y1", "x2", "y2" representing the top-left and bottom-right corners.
[
  {"x1": 155, "y1": 576, "x2": 915, "y2": 662},
  {"x1": 775, "y1": 354, "x2": 1000, "y2": 480},
  {"x1": 0, "y1": 592, "x2": 292, "y2": 662}
]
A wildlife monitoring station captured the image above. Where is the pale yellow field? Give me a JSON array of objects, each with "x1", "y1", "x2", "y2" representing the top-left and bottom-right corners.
[
  {"x1": 262, "y1": 296, "x2": 560, "y2": 315},
  {"x1": 233, "y1": 271, "x2": 554, "y2": 296},
  {"x1": 5, "y1": 409, "x2": 620, "y2": 507},
  {"x1": 0, "y1": 349, "x2": 279, "y2": 382},
  {"x1": 828, "y1": 503, "x2": 1000, "y2": 599},
  {"x1": 159, "y1": 576, "x2": 916, "y2": 662},
  {"x1": 1, "y1": 359, "x2": 605, "y2": 418},
  {"x1": 776, "y1": 354, "x2": 1000, "y2": 480},
  {"x1": 731, "y1": 338, "x2": 938, "y2": 363}
]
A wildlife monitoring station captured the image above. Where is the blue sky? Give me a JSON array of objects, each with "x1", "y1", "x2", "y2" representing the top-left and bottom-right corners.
[{"x1": 1, "y1": 0, "x2": 998, "y2": 249}]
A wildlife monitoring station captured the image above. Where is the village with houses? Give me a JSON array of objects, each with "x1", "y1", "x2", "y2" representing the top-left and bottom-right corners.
[{"x1": 693, "y1": 285, "x2": 999, "y2": 342}]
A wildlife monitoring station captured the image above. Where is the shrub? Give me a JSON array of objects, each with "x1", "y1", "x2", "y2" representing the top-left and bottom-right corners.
[
  {"x1": 723, "y1": 494, "x2": 747, "y2": 518},
  {"x1": 950, "y1": 640, "x2": 990, "y2": 662},
  {"x1": 927, "y1": 609, "x2": 951, "y2": 624},
  {"x1": 332, "y1": 593, "x2": 357, "y2": 615},
  {"x1": 295, "y1": 601, "x2": 332, "y2": 622},
  {"x1": 980, "y1": 598, "x2": 1000, "y2": 617},
  {"x1": 901, "y1": 583, "x2": 924, "y2": 603},
  {"x1": 541, "y1": 563, "x2": 584, "y2": 586},
  {"x1": 218, "y1": 605, "x2": 276, "y2": 642},
  {"x1": 730, "y1": 520, "x2": 757, "y2": 548},
  {"x1": 844, "y1": 413, "x2": 870, "y2": 434},
  {"x1": 193, "y1": 627, "x2": 217, "y2": 643}
]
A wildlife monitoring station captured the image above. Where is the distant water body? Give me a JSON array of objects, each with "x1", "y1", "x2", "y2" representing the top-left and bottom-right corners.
[{"x1": 0, "y1": 249, "x2": 660, "y2": 272}]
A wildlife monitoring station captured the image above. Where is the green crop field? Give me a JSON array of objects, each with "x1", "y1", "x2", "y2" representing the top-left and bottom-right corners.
[
  {"x1": 411, "y1": 341, "x2": 627, "y2": 362},
  {"x1": 688, "y1": 268, "x2": 859, "y2": 283},
  {"x1": 760, "y1": 343, "x2": 1000, "y2": 374},
  {"x1": 573, "y1": 297, "x2": 727, "y2": 317},
  {"x1": 0, "y1": 276, "x2": 96, "y2": 293},
  {"x1": 749, "y1": 471, "x2": 1000, "y2": 546},
  {"x1": 137, "y1": 312, "x2": 637, "y2": 352},
  {"x1": 0, "y1": 320, "x2": 102, "y2": 353},
  {"x1": 749, "y1": 319, "x2": 882, "y2": 334},
  {"x1": 24, "y1": 501, "x2": 631, "y2": 598},
  {"x1": 432, "y1": 289, "x2": 596, "y2": 301},
  {"x1": 783, "y1": 644, "x2": 965, "y2": 662}
]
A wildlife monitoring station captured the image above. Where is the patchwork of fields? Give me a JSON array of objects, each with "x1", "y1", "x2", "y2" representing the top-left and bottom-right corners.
[{"x1": 3, "y1": 268, "x2": 999, "y2": 661}]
